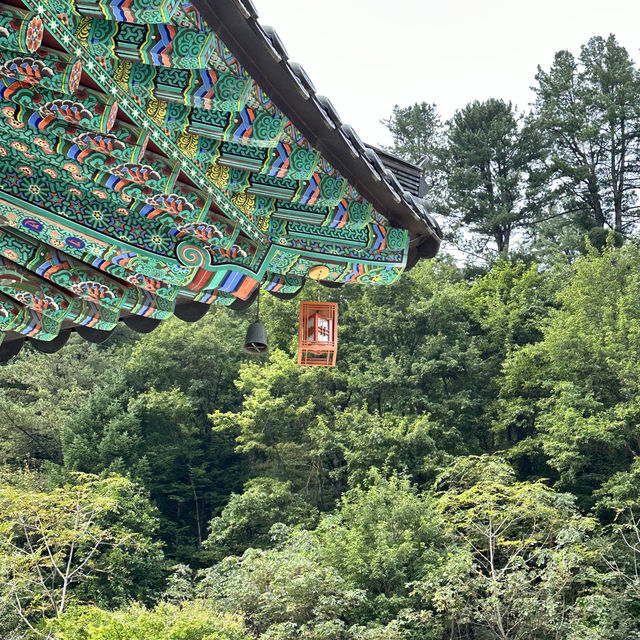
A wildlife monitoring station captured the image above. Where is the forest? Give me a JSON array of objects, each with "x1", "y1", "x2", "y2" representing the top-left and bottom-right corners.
[{"x1": 2, "y1": 34, "x2": 640, "y2": 639}]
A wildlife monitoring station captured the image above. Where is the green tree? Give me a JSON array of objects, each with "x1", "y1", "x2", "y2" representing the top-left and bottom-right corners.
[
  {"x1": 0, "y1": 471, "x2": 164, "y2": 635},
  {"x1": 212, "y1": 349, "x2": 346, "y2": 508},
  {"x1": 530, "y1": 35, "x2": 640, "y2": 238},
  {"x1": 444, "y1": 99, "x2": 530, "y2": 258},
  {"x1": 467, "y1": 259, "x2": 556, "y2": 459},
  {"x1": 61, "y1": 312, "x2": 250, "y2": 561},
  {"x1": 204, "y1": 477, "x2": 318, "y2": 561},
  {"x1": 382, "y1": 102, "x2": 446, "y2": 205},
  {"x1": 418, "y1": 456, "x2": 597, "y2": 640},
  {"x1": 51, "y1": 601, "x2": 249, "y2": 640},
  {"x1": 338, "y1": 257, "x2": 490, "y2": 450},
  {"x1": 0, "y1": 332, "x2": 133, "y2": 468},
  {"x1": 124, "y1": 313, "x2": 250, "y2": 558},
  {"x1": 199, "y1": 528, "x2": 364, "y2": 640},
  {"x1": 316, "y1": 472, "x2": 446, "y2": 625},
  {"x1": 498, "y1": 244, "x2": 640, "y2": 503},
  {"x1": 334, "y1": 408, "x2": 459, "y2": 490},
  {"x1": 61, "y1": 373, "x2": 147, "y2": 479},
  {"x1": 383, "y1": 102, "x2": 443, "y2": 165},
  {"x1": 590, "y1": 459, "x2": 640, "y2": 630},
  {"x1": 125, "y1": 312, "x2": 248, "y2": 417}
]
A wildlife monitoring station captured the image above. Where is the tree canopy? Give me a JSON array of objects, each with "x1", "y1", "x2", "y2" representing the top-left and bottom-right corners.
[{"x1": 4, "y1": 32, "x2": 640, "y2": 640}]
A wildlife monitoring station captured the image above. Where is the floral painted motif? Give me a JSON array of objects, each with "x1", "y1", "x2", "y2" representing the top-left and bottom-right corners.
[
  {"x1": 111, "y1": 163, "x2": 161, "y2": 184},
  {"x1": 25, "y1": 16, "x2": 44, "y2": 53},
  {"x1": 69, "y1": 281, "x2": 117, "y2": 302},
  {"x1": 0, "y1": 57, "x2": 54, "y2": 83},
  {"x1": 2, "y1": 249, "x2": 19, "y2": 261},
  {"x1": 42, "y1": 100, "x2": 92, "y2": 123}
]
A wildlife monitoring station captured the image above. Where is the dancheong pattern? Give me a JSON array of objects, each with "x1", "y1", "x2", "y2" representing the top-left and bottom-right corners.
[{"x1": 0, "y1": 0, "x2": 418, "y2": 345}]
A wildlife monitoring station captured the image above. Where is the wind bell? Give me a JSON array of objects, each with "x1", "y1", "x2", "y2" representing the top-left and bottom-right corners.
[{"x1": 243, "y1": 290, "x2": 269, "y2": 354}]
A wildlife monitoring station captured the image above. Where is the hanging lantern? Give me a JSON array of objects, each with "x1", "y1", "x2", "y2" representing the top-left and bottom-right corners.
[
  {"x1": 243, "y1": 291, "x2": 269, "y2": 354},
  {"x1": 298, "y1": 301, "x2": 338, "y2": 367}
]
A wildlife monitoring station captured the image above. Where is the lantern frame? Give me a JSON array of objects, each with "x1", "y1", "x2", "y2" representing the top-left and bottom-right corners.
[{"x1": 298, "y1": 301, "x2": 338, "y2": 367}]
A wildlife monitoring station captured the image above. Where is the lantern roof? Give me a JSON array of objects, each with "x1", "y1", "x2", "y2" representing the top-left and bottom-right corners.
[{"x1": 0, "y1": 0, "x2": 441, "y2": 353}]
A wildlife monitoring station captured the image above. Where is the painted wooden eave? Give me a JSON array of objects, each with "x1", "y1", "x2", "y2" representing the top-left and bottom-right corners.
[
  {"x1": 0, "y1": 0, "x2": 442, "y2": 356},
  {"x1": 195, "y1": 0, "x2": 442, "y2": 259}
]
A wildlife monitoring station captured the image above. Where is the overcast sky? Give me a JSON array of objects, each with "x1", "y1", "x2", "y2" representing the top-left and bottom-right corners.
[{"x1": 251, "y1": 0, "x2": 640, "y2": 147}]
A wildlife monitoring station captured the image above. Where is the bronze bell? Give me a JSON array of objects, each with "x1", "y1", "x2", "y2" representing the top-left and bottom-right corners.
[
  {"x1": 243, "y1": 289, "x2": 268, "y2": 354},
  {"x1": 243, "y1": 320, "x2": 268, "y2": 354}
]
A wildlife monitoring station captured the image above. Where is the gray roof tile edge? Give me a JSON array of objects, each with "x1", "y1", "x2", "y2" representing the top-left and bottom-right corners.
[{"x1": 195, "y1": 0, "x2": 442, "y2": 257}]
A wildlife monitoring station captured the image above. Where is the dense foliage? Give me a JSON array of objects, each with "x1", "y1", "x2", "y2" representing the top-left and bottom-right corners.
[{"x1": 3, "y1": 35, "x2": 640, "y2": 639}]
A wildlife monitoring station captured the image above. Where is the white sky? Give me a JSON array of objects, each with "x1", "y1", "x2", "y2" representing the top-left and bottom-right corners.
[{"x1": 251, "y1": 0, "x2": 640, "y2": 147}]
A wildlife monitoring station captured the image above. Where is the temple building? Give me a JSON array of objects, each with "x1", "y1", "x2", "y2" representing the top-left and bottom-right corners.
[{"x1": 0, "y1": 0, "x2": 441, "y2": 360}]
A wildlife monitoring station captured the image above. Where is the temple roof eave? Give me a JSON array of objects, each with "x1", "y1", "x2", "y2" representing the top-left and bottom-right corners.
[
  {"x1": 0, "y1": 0, "x2": 443, "y2": 354},
  {"x1": 194, "y1": 0, "x2": 442, "y2": 256}
]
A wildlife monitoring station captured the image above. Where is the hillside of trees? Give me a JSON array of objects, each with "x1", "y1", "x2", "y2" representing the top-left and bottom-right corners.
[{"x1": 3, "y1": 35, "x2": 640, "y2": 639}]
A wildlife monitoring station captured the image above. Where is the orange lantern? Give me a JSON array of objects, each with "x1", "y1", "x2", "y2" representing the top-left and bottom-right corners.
[{"x1": 298, "y1": 301, "x2": 338, "y2": 367}]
